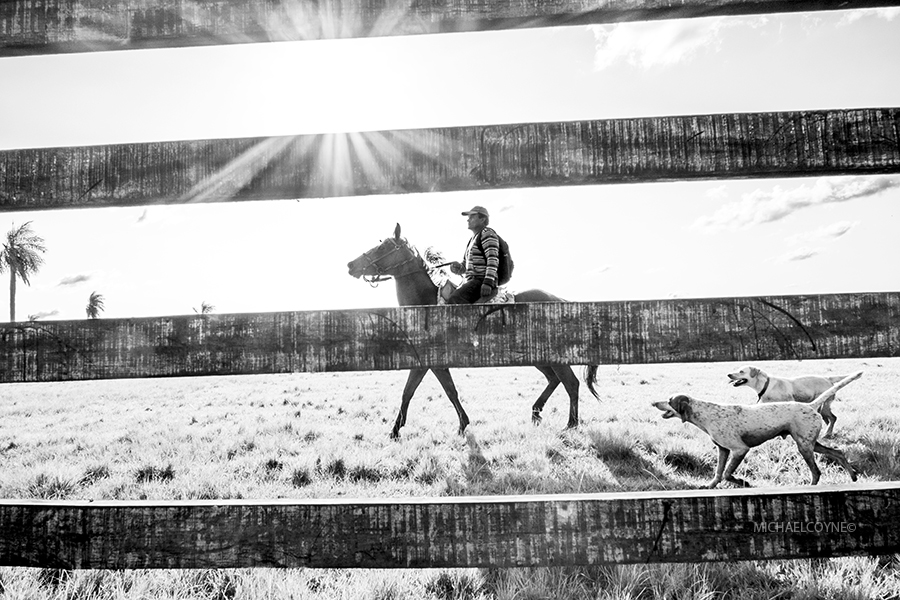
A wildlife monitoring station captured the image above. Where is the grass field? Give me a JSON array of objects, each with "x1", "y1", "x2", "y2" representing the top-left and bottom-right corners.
[{"x1": 2, "y1": 357, "x2": 900, "y2": 599}]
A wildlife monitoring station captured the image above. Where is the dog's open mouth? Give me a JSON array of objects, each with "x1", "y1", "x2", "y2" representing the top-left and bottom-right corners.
[
  {"x1": 652, "y1": 401, "x2": 679, "y2": 419},
  {"x1": 728, "y1": 377, "x2": 748, "y2": 387}
]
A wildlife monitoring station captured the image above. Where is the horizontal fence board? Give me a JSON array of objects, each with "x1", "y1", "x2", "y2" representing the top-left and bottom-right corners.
[
  {"x1": 3, "y1": 0, "x2": 898, "y2": 57},
  {"x1": 1, "y1": 292, "x2": 897, "y2": 383},
  {"x1": 2, "y1": 108, "x2": 899, "y2": 212},
  {"x1": 1, "y1": 483, "x2": 898, "y2": 568}
]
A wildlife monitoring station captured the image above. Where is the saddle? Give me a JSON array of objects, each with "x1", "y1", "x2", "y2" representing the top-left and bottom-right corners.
[{"x1": 437, "y1": 280, "x2": 514, "y2": 305}]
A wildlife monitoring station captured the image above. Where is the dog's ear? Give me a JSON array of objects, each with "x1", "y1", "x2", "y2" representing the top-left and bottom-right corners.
[
  {"x1": 749, "y1": 367, "x2": 759, "y2": 378},
  {"x1": 668, "y1": 394, "x2": 693, "y2": 423}
]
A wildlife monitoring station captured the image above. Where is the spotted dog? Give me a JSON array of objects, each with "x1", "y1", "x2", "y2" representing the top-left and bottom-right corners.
[
  {"x1": 653, "y1": 372, "x2": 861, "y2": 488},
  {"x1": 727, "y1": 365, "x2": 861, "y2": 437}
]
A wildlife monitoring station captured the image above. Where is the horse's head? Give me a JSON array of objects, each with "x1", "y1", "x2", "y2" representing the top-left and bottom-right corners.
[{"x1": 347, "y1": 223, "x2": 419, "y2": 282}]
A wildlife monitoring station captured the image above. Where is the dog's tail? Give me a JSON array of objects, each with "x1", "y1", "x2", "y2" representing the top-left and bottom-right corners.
[{"x1": 811, "y1": 371, "x2": 863, "y2": 410}]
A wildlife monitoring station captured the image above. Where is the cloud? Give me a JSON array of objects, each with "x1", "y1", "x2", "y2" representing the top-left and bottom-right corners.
[
  {"x1": 590, "y1": 17, "x2": 765, "y2": 70},
  {"x1": 692, "y1": 176, "x2": 899, "y2": 232},
  {"x1": 838, "y1": 7, "x2": 900, "y2": 25},
  {"x1": 787, "y1": 220, "x2": 859, "y2": 246},
  {"x1": 58, "y1": 274, "x2": 91, "y2": 286},
  {"x1": 705, "y1": 185, "x2": 729, "y2": 201},
  {"x1": 780, "y1": 247, "x2": 821, "y2": 262}
]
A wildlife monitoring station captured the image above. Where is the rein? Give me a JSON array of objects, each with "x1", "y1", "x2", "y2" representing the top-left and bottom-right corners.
[{"x1": 359, "y1": 239, "x2": 426, "y2": 286}]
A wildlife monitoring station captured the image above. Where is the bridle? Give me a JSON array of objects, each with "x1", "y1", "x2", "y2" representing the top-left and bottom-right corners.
[{"x1": 358, "y1": 238, "x2": 425, "y2": 286}]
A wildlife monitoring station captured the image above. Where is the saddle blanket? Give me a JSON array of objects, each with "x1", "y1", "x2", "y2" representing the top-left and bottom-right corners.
[{"x1": 436, "y1": 278, "x2": 515, "y2": 305}]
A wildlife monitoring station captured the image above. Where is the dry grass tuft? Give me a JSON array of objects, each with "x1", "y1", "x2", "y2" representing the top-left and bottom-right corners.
[{"x1": 134, "y1": 464, "x2": 175, "y2": 484}]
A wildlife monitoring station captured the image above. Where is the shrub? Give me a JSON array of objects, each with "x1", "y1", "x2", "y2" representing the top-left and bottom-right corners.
[
  {"x1": 80, "y1": 463, "x2": 111, "y2": 485},
  {"x1": 349, "y1": 465, "x2": 383, "y2": 483},
  {"x1": 291, "y1": 468, "x2": 312, "y2": 488},
  {"x1": 135, "y1": 464, "x2": 175, "y2": 483},
  {"x1": 27, "y1": 473, "x2": 78, "y2": 499}
]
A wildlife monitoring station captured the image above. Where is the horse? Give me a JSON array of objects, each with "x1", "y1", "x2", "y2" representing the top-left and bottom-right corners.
[{"x1": 347, "y1": 223, "x2": 600, "y2": 439}]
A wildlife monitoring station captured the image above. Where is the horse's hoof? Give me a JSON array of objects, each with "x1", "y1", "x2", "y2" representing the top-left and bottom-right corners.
[
  {"x1": 565, "y1": 420, "x2": 579, "y2": 430},
  {"x1": 389, "y1": 430, "x2": 401, "y2": 441},
  {"x1": 532, "y1": 412, "x2": 542, "y2": 426}
]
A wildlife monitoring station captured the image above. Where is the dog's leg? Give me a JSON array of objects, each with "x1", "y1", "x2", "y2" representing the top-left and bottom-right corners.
[
  {"x1": 814, "y1": 441, "x2": 858, "y2": 482},
  {"x1": 708, "y1": 446, "x2": 729, "y2": 488},
  {"x1": 722, "y1": 448, "x2": 751, "y2": 487},
  {"x1": 823, "y1": 413, "x2": 837, "y2": 438},
  {"x1": 822, "y1": 403, "x2": 837, "y2": 438},
  {"x1": 794, "y1": 441, "x2": 822, "y2": 485}
]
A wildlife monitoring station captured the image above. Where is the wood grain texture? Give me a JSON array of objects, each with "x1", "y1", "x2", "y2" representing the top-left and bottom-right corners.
[
  {"x1": 1, "y1": 109, "x2": 899, "y2": 212},
  {"x1": 3, "y1": 0, "x2": 898, "y2": 56},
  {"x1": 2, "y1": 292, "x2": 897, "y2": 383},
  {"x1": 1, "y1": 483, "x2": 898, "y2": 568}
]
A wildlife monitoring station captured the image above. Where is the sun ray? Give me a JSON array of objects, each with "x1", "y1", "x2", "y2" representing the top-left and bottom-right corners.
[
  {"x1": 346, "y1": 131, "x2": 396, "y2": 191},
  {"x1": 178, "y1": 135, "x2": 309, "y2": 204},
  {"x1": 368, "y1": 0, "x2": 417, "y2": 37},
  {"x1": 314, "y1": 132, "x2": 358, "y2": 197}
]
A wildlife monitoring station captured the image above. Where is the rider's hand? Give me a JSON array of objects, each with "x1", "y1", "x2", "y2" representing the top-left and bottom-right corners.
[
  {"x1": 480, "y1": 283, "x2": 493, "y2": 298},
  {"x1": 449, "y1": 261, "x2": 463, "y2": 275}
]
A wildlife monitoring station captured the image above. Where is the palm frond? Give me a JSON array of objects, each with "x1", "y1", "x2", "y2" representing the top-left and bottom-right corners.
[
  {"x1": 423, "y1": 246, "x2": 446, "y2": 266},
  {"x1": 86, "y1": 291, "x2": 105, "y2": 319},
  {"x1": 2, "y1": 221, "x2": 47, "y2": 284}
]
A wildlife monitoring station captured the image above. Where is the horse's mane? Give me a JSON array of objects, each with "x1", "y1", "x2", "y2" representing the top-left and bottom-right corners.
[{"x1": 401, "y1": 237, "x2": 449, "y2": 286}]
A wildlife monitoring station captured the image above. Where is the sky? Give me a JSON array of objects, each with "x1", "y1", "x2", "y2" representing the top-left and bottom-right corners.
[{"x1": 0, "y1": 7, "x2": 899, "y2": 321}]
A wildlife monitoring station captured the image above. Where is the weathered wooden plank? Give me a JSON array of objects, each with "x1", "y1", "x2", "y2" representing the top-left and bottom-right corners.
[
  {"x1": 1, "y1": 483, "x2": 898, "y2": 569},
  {"x1": 2, "y1": 108, "x2": 898, "y2": 212},
  {"x1": 3, "y1": 0, "x2": 898, "y2": 57},
  {"x1": 1, "y1": 292, "x2": 897, "y2": 383}
]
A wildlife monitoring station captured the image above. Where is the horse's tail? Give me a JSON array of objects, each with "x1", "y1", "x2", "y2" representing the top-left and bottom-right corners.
[{"x1": 583, "y1": 365, "x2": 601, "y2": 401}]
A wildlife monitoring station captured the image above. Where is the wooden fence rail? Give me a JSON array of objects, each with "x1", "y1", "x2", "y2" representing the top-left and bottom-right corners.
[
  {"x1": 3, "y1": 0, "x2": 899, "y2": 577},
  {"x1": 2, "y1": 108, "x2": 899, "y2": 212},
  {"x1": 1, "y1": 292, "x2": 898, "y2": 383},
  {"x1": 3, "y1": 0, "x2": 899, "y2": 57},
  {"x1": 2, "y1": 483, "x2": 898, "y2": 569}
]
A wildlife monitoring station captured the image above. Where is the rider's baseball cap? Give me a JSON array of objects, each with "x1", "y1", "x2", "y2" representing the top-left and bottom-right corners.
[{"x1": 461, "y1": 206, "x2": 489, "y2": 217}]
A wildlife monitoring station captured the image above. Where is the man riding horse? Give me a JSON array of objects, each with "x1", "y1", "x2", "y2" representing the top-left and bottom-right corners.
[
  {"x1": 447, "y1": 205, "x2": 500, "y2": 304},
  {"x1": 347, "y1": 220, "x2": 601, "y2": 439}
]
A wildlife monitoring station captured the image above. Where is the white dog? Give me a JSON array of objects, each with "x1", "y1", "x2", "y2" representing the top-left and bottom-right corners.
[
  {"x1": 726, "y1": 365, "x2": 861, "y2": 437},
  {"x1": 654, "y1": 373, "x2": 861, "y2": 488}
]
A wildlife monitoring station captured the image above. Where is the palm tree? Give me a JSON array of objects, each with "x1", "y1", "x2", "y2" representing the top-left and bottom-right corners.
[
  {"x1": 0, "y1": 222, "x2": 47, "y2": 322},
  {"x1": 86, "y1": 291, "x2": 105, "y2": 319},
  {"x1": 194, "y1": 301, "x2": 215, "y2": 315}
]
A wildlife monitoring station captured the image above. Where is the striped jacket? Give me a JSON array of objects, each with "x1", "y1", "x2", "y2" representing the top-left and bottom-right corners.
[{"x1": 462, "y1": 227, "x2": 500, "y2": 286}]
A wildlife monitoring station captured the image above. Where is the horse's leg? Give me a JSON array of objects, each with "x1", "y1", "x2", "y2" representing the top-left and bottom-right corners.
[
  {"x1": 553, "y1": 365, "x2": 580, "y2": 429},
  {"x1": 430, "y1": 368, "x2": 470, "y2": 436},
  {"x1": 392, "y1": 368, "x2": 428, "y2": 440},
  {"x1": 532, "y1": 366, "x2": 561, "y2": 425}
]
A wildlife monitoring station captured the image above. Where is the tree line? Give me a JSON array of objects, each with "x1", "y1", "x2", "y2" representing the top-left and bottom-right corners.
[{"x1": 1, "y1": 222, "x2": 214, "y2": 323}]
